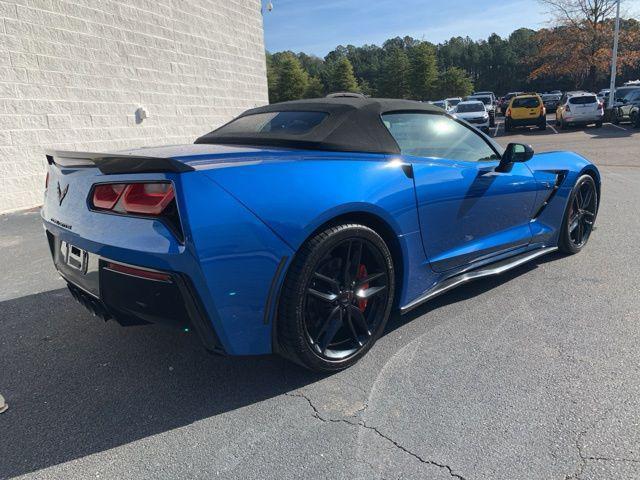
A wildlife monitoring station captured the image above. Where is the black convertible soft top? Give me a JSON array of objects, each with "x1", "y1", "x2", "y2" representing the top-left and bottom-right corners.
[{"x1": 194, "y1": 97, "x2": 442, "y2": 155}]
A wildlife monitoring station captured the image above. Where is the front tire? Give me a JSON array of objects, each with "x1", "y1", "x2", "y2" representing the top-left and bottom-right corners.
[
  {"x1": 558, "y1": 175, "x2": 598, "y2": 254},
  {"x1": 277, "y1": 224, "x2": 395, "y2": 371}
]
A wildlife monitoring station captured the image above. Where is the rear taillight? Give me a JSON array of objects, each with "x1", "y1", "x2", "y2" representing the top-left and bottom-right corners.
[
  {"x1": 91, "y1": 182, "x2": 174, "y2": 215},
  {"x1": 90, "y1": 181, "x2": 183, "y2": 241},
  {"x1": 506, "y1": 108, "x2": 511, "y2": 117},
  {"x1": 565, "y1": 105, "x2": 571, "y2": 113},
  {"x1": 121, "y1": 183, "x2": 175, "y2": 215},
  {"x1": 92, "y1": 183, "x2": 126, "y2": 210},
  {"x1": 597, "y1": 102, "x2": 603, "y2": 110}
]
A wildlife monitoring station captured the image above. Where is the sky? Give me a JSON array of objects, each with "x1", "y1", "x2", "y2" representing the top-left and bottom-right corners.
[{"x1": 263, "y1": 0, "x2": 640, "y2": 57}]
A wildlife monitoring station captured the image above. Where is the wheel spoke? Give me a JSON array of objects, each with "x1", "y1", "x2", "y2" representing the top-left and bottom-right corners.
[
  {"x1": 582, "y1": 187, "x2": 593, "y2": 208},
  {"x1": 348, "y1": 305, "x2": 371, "y2": 336},
  {"x1": 577, "y1": 217, "x2": 584, "y2": 243},
  {"x1": 569, "y1": 215, "x2": 580, "y2": 233},
  {"x1": 356, "y1": 285, "x2": 387, "y2": 299},
  {"x1": 342, "y1": 240, "x2": 352, "y2": 285},
  {"x1": 355, "y1": 272, "x2": 385, "y2": 288},
  {"x1": 313, "y1": 305, "x2": 341, "y2": 343},
  {"x1": 576, "y1": 185, "x2": 584, "y2": 207},
  {"x1": 308, "y1": 288, "x2": 338, "y2": 303},
  {"x1": 318, "y1": 309, "x2": 343, "y2": 353},
  {"x1": 312, "y1": 272, "x2": 340, "y2": 293},
  {"x1": 345, "y1": 308, "x2": 363, "y2": 346}
]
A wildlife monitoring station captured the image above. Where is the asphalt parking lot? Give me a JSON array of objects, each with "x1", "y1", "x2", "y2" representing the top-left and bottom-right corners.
[{"x1": 1, "y1": 117, "x2": 639, "y2": 480}]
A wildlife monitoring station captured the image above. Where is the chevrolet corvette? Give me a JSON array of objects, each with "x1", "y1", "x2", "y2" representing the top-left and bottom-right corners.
[{"x1": 42, "y1": 96, "x2": 600, "y2": 371}]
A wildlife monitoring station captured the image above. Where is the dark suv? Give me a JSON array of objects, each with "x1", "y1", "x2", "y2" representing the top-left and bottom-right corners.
[{"x1": 613, "y1": 88, "x2": 640, "y2": 124}]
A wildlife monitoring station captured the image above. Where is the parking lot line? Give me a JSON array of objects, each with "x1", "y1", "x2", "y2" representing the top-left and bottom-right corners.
[
  {"x1": 548, "y1": 123, "x2": 559, "y2": 134},
  {"x1": 492, "y1": 123, "x2": 500, "y2": 137},
  {"x1": 608, "y1": 123, "x2": 629, "y2": 131}
]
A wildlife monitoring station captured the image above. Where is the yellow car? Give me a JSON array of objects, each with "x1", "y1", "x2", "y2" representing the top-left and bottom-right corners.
[{"x1": 504, "y1": 93, "x2": 547, "y2": 132}]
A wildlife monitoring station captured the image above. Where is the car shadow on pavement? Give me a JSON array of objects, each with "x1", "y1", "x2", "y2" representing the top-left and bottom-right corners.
[
  {"x1": 0, "y1": 288, "x2": 323, "y2": 478},
  {"x1": 0, "y1": 252, "x2": 565, "y2": 478}
]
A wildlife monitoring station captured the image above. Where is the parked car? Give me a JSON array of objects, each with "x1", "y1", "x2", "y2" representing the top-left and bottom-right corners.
[
  {"x1": 541, "y1": 93, "x2": 561, "y2": 112},
  {"x1": 549, "y1": 90, "x2": 562, "y2": 95},
  {"x1": 555, "y1": 92, "x2": 603, "y2": 129},
  {"x1": 499, "y1": 92, "x2": 523, "y2": 114},
  {"x1": 445, "y1": 97, "x2": 462, "y2": 109},
  {"x1": 612, "y1": 88, "x2": 640, "y2": 124},
  {"x1": 504, "y1": 93, "x2": 547, "y2": 131},
  {"x1": 42, "y1": 96, "x2": 601, "y2": 371},
  {"x1": 472, "y1": 91, "x2": 497, "y2": 105},
  {"x1": 430, "y1": 99, "x2": 450, "y2": 111},
  {"x1": 630, "y1": 104, "x2": 640, "y2": 128},
  {"x1": 452, "y1": 100, "x2": 490, "y2": 133},
  {"x1": 465, "y1": 94, "x2": 496, "y2": 126},
  {"x1": 604, "y1": 86, "x2": 640, "y2": 122}
]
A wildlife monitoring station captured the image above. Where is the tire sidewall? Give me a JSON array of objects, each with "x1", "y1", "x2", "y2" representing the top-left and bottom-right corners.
[
  {"x1": 559, "y1": 174, "x2": 597, "y2": 254},
  {"x1": 278, "y1": 224, "x2": 395, "y2": 371}
]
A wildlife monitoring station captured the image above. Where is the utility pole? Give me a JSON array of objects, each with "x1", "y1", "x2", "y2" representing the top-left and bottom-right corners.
[{"x1": 608, "y1": 0, "x2": 621, "y2": 108}]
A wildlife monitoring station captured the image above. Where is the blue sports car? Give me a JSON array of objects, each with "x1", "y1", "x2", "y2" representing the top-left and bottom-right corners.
[{"x1": 42, "y1": 96, "x2": 600, "y2": 371}]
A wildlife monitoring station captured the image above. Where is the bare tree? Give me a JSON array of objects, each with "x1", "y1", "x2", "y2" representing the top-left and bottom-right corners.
[{"x1": 538, "y1": 0, "x2": 623, "y2": 89}]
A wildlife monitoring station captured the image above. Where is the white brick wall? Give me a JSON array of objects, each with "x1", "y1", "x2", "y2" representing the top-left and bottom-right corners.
[{"x1": 0, "y1": 0, "x2": 268, "y2": 213}]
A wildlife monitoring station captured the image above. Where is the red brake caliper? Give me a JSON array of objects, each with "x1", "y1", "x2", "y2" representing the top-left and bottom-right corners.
[{"x1": 356, "y1": 264, "x2": 368, "y2": 312}]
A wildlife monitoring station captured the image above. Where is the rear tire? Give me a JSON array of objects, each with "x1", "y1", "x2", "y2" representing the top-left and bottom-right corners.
[
  {"x1": 277, "y1": 223, "x2": 395, "y2": 372},
  {"x1": 538, "y1": 116, "x2": 547, "y2": 130},
  {"x1": 558, "y1": 175, "x2": 598, "y2": 255}
]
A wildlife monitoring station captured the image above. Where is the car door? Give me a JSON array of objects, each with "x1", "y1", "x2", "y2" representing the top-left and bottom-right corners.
[{"x1": 382, "y1": 112, "x2": 538, "y2": 272}]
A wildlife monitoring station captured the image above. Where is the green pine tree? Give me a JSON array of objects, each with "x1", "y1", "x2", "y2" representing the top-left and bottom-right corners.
[
  {"x1": 408, "y1": 42, "x2": 438, "y2": 100},
  {"x1": 436, "y1": 67, "x2": 474, "y2": 98},
  {"x1": 328, "y1": 57, "x2": 359, "y2": 92},
  {"x1": 305, "y1": 75, "x2": 325, "y2": 98},
  {"x1": 272, "y1": 52, "x2": 309, "y2": 102},
  {"x1": 379, "y1": 48, "x2": 410, "y2": 98}
]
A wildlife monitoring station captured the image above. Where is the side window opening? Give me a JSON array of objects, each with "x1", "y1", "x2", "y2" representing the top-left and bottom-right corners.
[{"x1": 382, "y1": 112, "x2": 501, "y2": 162}]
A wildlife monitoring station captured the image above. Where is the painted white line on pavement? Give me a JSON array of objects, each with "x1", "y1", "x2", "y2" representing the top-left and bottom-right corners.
[
  {"x1": 548, "y1": 124, "x2": 558, "y2": 134},
  {"x1": 608, "y1": 123, "x2": 628, "y2": 131},
  {"x1": 493, "y1": 123, "x2": 500, "y2": 137}
]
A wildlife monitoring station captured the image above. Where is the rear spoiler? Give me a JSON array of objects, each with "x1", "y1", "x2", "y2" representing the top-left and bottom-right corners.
[{"x1": 45, "y1": 150, "x2": 195, "y2": 175}]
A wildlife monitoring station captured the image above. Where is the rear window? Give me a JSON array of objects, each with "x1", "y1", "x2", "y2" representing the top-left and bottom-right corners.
[
  {"x1": 569, "y1": 96, "x2": 597, "y2": 105},
  {"x1": 216, "y1": 111, "x2": 328, "y2": 135},
  {"x1": 457, "y1": 103, "x2": 484, "y2": 113},
  {"x1": 512, "y1": 97, "x2": 541, "y2": 108},
  {"x1": 468, "y1": 96, "x2": 491, "y2": 105}
]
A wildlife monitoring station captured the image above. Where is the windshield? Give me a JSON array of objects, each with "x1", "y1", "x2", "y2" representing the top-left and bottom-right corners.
[
  {"x1": 456, "y1": 103, "x2": 484, "y2": 113},
  {"x1": 447, "y1": 99, "x2": 460, "y2": 106},
  {"x1": 432, "y1": 101, "x2": 446, "y2": 108},
  {"x1": 542, "y1": 94, "x2": 560, "y2": 101},
  {"x1": 615, "y1": 87, "x2": 639, "y2": 100},
  {"x1": 215, "y1": 111, "x2": 328, "y2": 135}
]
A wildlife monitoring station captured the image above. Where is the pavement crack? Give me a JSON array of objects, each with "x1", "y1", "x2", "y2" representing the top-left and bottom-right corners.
[
  {"x1": 286, "y1": 391, "x2": 466, "y2": 480},
  {"x1": 357, "y1": 421, "x2": 468, "y2": 480}
]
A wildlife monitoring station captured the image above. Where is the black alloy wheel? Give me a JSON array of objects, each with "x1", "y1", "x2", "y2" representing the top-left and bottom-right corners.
[
  {"x1": 559, "y1": 175, "x2": 598, "y2": 254},
  {"x1": 277, "y1": 224, "x2": 394, "y2": 371}
]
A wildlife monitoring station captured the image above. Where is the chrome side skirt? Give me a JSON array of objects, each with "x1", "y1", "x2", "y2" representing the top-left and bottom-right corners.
[{"x1": 400, "y1": 246, "x2": 558, "y2": 314}]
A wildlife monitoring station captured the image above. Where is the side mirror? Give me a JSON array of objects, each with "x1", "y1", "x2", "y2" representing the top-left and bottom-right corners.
[{"x1": 496, "y1": 143, "x2": 533, "y2": 172}]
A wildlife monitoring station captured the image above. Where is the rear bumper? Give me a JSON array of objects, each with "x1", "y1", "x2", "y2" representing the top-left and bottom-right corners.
[
  {"x1": 562, "y1": 114, "x2": 603, "y2": 124},
  {"x1": 507, "y1": 116, "x2": 545, "y2": 127},
  {"x1": 46, "y1": 230, "x2": 224, "y2": 353}
]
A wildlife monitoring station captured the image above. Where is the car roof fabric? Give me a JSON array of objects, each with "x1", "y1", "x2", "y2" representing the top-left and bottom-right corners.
[{"x1": 194, "y1": 97, "x2": 442, "y2": 155}]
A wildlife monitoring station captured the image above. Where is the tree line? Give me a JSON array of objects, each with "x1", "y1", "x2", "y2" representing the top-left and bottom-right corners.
[{"x1": 267, "y1": 7, "x2": 640, "y2": 103}]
